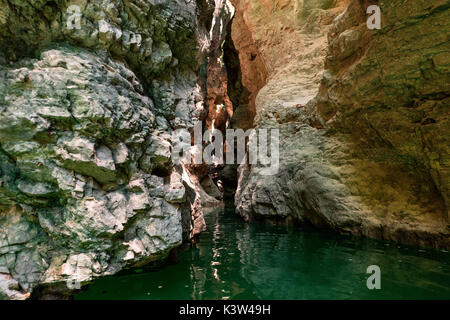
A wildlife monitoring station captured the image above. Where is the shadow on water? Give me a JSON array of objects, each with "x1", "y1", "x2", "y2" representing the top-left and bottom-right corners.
[{"x1": 76, "y1": 206, "x2": 450, "y2": 300}]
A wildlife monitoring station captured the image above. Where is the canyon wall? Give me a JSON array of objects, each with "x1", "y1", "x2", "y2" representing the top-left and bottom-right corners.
[
  {"x1": 233, "y1": 0, "x2": 450, "y2": 248},
  {"x1": 0, "y1": 0, "x2": 232, "y2": 299},
  {"x1": 0, "y1": 0, "x2": 448, "y2": 300}
]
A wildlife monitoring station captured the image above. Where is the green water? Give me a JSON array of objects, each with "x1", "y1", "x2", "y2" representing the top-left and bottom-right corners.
[{"x1": 76, "y1": 207, "x2": 450, "y2": 300}]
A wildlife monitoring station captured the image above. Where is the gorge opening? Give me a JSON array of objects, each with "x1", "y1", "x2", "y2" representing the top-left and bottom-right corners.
[
  {"x1": 77, "y1": 0, "x2": 450, "y2": 300},
  {"x1": 0, "y1": 0, "x2": 449, "y2": 301}
]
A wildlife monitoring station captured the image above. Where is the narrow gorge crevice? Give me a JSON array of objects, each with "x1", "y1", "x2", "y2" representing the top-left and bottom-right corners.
[
  {"x1": 203, "y1": 0, "x2": 269, "y2": 206},
  {"x1": 189, "y1": 0, "x2": 449, "y2": 251},
  {"x1": 191, "y1": 0, "x2": 268, "y2": 209},
  {"x1": 0, "y1": 0, "x2": 449, "y2": 301}
]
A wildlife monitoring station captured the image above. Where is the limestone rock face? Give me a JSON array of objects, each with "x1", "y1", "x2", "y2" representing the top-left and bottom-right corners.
[
  {"x1": 0, "y1": 47, "x2": 185, "y2": 299},
  {"x1": 0, "y1": 0, "x2": 215, "y2": 299},
  {"x1": 233, "y1": 0, "x2": 450, "y2": 249},
  {"x1": 318, "y1": 0, "x2": 450, "y2": 218},
  {"x1": 0, "y1": 0, "x2": 200, "y2": 80}
]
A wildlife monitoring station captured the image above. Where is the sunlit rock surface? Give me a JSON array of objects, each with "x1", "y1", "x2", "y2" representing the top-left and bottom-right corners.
[{"x1": 234, "y1": 0, "x2": 450, "y2": 249}]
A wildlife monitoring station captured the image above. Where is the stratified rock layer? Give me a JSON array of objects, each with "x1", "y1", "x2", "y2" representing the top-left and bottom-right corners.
[{"x1": 234, "y1": 0, "x2": 450, "y2": 249}]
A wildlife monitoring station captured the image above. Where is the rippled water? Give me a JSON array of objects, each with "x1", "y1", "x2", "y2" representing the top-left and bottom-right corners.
[{"x1": 76, "y1": 207, "x2": 450, "y2": 300}]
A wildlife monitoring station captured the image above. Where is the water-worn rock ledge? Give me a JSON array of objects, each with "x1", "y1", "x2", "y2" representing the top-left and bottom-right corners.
[{"x1": 233, "y1": 0, "x2": 450, "y2": 249}]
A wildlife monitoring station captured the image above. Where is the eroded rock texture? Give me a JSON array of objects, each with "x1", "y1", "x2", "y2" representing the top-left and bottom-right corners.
[
  {"x1": 234, "y1": 0, "x2": 450, "y2": 249},
  {"x1": 0, "y1": 0, "x2": 226, "y2": 299}
]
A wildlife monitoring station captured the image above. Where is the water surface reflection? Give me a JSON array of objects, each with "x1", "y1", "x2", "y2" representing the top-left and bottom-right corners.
[{"x1": 76, "y1": 207, "x2": 450, "y2": 299}]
